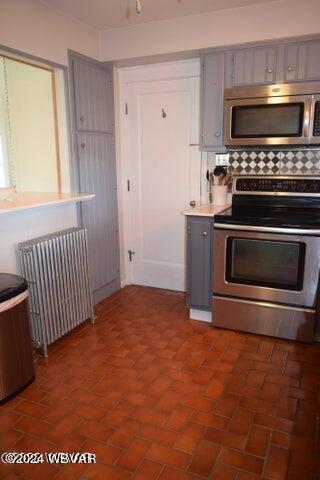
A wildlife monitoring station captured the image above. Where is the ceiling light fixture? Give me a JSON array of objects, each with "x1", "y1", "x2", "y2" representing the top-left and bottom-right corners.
[
  {"x1": 128, "y1": 0, "x2": 181, "y2": 19},
  {"x1": 136, "y1": 0, "x2": 142, "y2": 14}
]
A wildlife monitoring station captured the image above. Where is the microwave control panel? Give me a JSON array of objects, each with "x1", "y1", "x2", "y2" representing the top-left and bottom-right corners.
[{"x1": 313, "y1": 101, "x2": 320, "y2": 136}]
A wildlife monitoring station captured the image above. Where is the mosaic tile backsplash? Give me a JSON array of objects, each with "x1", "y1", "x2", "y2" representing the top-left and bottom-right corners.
[{"x1": 209, "y1": 150, "x2": 320, "y2": 176}]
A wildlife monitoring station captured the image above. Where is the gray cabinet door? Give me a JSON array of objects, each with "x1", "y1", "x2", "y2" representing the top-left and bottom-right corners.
[
  {"x1": 70, "y1": 55, "x2": 120, "y2": 304},
  {"x1": 231, "y1": 47, "x2": 277, "y2": 86},
  {"x1": 200, "y1": 52, "x2": 225, "y2": 150},
  {"x1": 77, "y1": 133, "x2": 119, "y2": 298},
  {"x1": 73, "y1": 59, "x2": 114, "y2": 133},
  {"x1": 284, "y1": 40, "x2": 320, "y2": 82},
  {"x1": 187, "y1": 217, "x2": 212, "y2": 309}
]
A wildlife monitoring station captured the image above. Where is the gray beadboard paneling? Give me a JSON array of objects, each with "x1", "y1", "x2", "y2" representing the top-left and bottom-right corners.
[
  {"x1": 73, "y1": 59, "x2": 113, "y2": 133},
  {"x1": 77, "y1": 133, "x2": 119, "y2": 295},
  {"x1": 231, "y1": 47, "x2": 277, "y2": 86},
  {"x1": 70, "y1": 53, "x2": 120, "y2": 304}
]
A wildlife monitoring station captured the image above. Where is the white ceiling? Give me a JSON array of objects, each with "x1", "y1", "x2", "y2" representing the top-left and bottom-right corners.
[{"x1": 43, "y1": 0, "x2": 275, "y2": 30}]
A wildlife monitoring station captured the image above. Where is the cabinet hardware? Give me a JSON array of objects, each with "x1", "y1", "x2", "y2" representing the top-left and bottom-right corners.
[
  {"x1": 128, "y1": 250, "x2": 135, "y2": 262},
  {"x1": 266, "y1": 67, "x2": 273, "y2": 73},
  {"x1": 125, "y1": 103, "x2": 128, "y2": 115},
  {"x1": 189, "y1": 200, "x2": 196, "y2": 208},
  {"x1": 80, "y1": 115, "x2": 85, "y2": 122},
  {"x1": 287, "y1": 65, "x2": 294, "y2": 72},
  {"x1": 202, "y1": 232, "x2": 208, "y2": 237},
  {"x1": 127, "y1": 179, "x2": 130, "y2": 192},
  {"x1": 215, "y1": 132, "x2": 221, "y2": 137},
  {"x1": 162, "y1": 108, "x2": 167, "y2": 118},
  {"x1": 80, "y1": 143, "x2": 86, "y2": 148}
]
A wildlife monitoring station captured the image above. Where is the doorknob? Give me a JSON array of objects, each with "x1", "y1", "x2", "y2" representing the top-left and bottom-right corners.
[{"x1": 190, "y1": 200, "x2": 196, "y2": 208}]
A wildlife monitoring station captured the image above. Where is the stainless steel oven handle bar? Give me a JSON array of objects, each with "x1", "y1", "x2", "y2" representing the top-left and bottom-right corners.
[{"x1": 214, "y1": 223, "x2": 320, "y2": 235}]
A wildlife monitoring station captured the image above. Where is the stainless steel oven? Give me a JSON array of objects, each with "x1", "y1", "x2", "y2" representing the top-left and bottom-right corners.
[
  {"x1": 224, "y1": 81, "x2": 320, "y2": 146},
  {"x1": 213, "y1": 226, "x2": 320, "y2": 342},
  {"x1": 214, "y1": 227, "x2": 320, "y2": 307},
  {"x1": 212, "y1": 175, "x2": 320, "y2": 342}
]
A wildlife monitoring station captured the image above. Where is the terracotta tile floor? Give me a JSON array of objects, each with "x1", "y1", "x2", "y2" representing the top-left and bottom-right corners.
[{"x1": 1, "y1": 285, "x2": 320, "y2": 480}]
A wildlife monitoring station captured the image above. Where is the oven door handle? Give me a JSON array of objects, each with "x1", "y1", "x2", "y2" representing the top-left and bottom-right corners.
[{"x1": 214, "y1": 223, "x2": 320, "y2": 235}]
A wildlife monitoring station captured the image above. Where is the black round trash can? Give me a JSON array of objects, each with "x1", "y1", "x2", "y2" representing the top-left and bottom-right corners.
[{"x1": 0, "y1": 273, "x2": 35, "y2": 404}]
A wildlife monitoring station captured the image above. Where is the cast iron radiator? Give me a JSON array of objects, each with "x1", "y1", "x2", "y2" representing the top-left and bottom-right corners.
[{"x1": 19, "y1": 228, "x2": 94, "y2": 356}]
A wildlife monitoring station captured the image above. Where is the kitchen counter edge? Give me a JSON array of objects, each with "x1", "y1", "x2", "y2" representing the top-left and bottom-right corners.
[{"x1": 182, "y1": 203, "x2": 230, "y2": 217}]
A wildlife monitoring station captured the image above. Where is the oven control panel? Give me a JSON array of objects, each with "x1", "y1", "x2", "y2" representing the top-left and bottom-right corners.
[{"x1": 234, "y1": 176, "x2": 320, "y2": 195}]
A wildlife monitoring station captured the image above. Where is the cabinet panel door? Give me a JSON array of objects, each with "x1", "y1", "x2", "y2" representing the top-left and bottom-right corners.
[
  {"x1": 187, "y1": 218, "x2": 212, "y2": 309},
  {"x1": 70, "y1": 54, "x2": 120, "y2": 305},
  {"x1": 73, "y1": 59, "x2": 114, "y2": 133},
  {"x1": 77, "y1": 133, "x2": 119, "y2": 297},
  {"x1": 284, "y1": 41, "x2": 320, "y2": 82},
  {"x1": 200, "y1": 53, "x2": 224, "y2": 150},
  {"x1": 232, "y1": 47, "x2": 277, "y2": 86}
]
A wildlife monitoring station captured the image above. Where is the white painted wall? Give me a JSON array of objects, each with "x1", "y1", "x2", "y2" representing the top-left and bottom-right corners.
[
  {"x1": 101, "y1": 0, "x2": 320, "y2": 61},
  {"x1": 0, "y1": 0, "x2": 100, "y2": 274},
  {"x1": 0, "y1": 0, "x2": 100, "y2": 65},
  {"x1": 0, "y1": 205, "x2": 77, "y2": 273}
]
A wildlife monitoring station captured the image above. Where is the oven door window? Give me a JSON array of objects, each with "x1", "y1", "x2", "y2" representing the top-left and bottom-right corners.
[
  {"x1": 226, "y1": 238, "x2": 305, "y2": 290},
  {"x1": 231, "y1": 103, "x2": 304, "y2": 138}
]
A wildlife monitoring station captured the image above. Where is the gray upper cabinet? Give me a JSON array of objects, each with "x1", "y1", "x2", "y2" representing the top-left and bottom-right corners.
[
  {"x1": 200, "y1": 37, "x2": 320, "y2": 150},
  {"x1": 231, "y1": 46, "x2": 277, "y2": 86},
  {"x1": 200, "y1": 52, "x2": 225, "y2": 150},
  {"x1": 73, "y1": 59, "x2": 114, "y2": 133},
  {"x1": 187, "y1": 217, "x2": 212, "y2": 310},
  {"x1": 283, "y1": 40, "x2": 320, "y2": 82}
]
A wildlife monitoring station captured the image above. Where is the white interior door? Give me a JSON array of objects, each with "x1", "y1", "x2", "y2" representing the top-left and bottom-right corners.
[{"x1": 122, "y1": 61, "x2": 201, "y2": 291}]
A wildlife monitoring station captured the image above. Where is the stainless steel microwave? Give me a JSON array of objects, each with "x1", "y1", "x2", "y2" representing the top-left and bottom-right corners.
[{"x1": 224, "y1": 81, "x2": 320, "y2": 146}]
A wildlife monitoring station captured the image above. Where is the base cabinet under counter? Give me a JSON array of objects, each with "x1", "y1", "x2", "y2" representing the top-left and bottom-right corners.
[{"x1": 186, "y1": 216, "x2": 214, "y2": 312}]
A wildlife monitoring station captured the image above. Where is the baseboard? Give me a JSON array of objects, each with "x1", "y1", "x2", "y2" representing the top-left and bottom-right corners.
[
  {"x1": 92, "y1": 278, "x2": 121, "y2": 305},
  {"x1": 189, "y1": 308, "x2": 212, "y2": 323}
]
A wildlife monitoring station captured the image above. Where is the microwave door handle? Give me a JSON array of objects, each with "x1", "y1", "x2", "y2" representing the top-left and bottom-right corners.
[
  {"x1": 308, "y1": 96, "x2": 317, "y2": 139},
  {"x1": 304, "y1": 98, "x2": 312, "y2": 139}
]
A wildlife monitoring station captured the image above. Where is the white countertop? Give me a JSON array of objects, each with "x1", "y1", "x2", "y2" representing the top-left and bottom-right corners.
[
  {"x1": 0, "y1": 191, "x2": 95, "y2": 216},
  {"x1": 182, "y1": 203, "x2": 230, "y2": 217}
]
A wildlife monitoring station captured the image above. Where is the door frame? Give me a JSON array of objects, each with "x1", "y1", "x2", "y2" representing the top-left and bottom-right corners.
[{"x1": 116, "y1": 58, "x2": 200, "y2": 287}]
